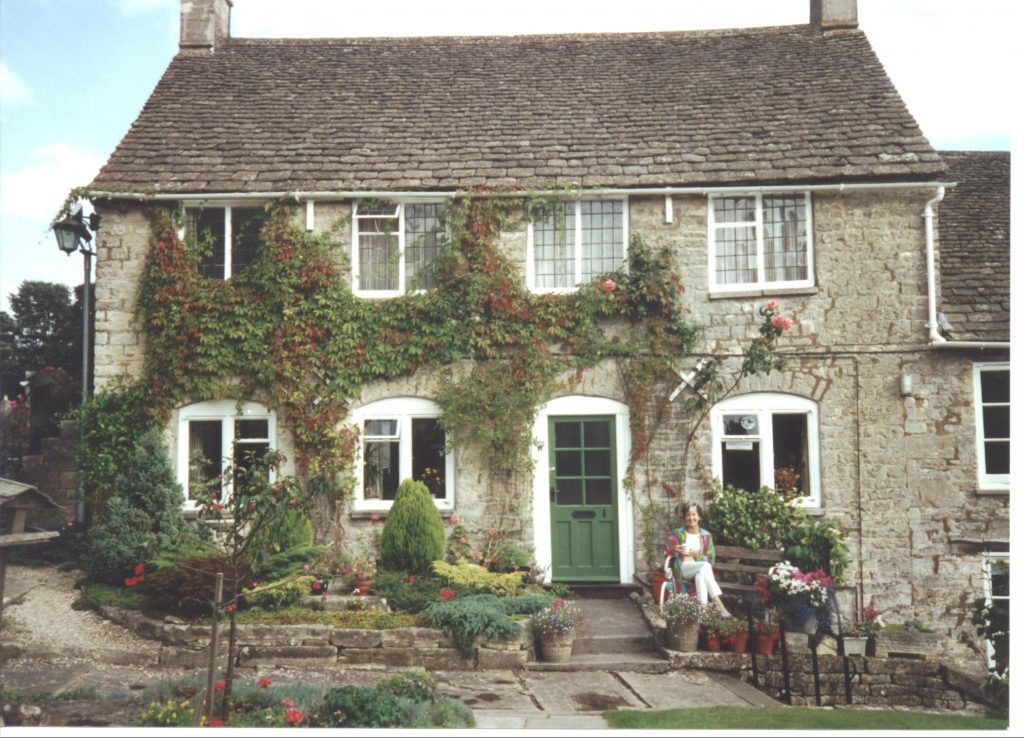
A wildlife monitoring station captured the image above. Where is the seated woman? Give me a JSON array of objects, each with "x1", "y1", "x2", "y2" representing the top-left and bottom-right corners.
[{"x1": 668, "y1": 502, "x2": 731, "y2": 616}]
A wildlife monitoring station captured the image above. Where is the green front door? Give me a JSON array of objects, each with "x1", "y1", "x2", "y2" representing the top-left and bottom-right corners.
[{"x1": 549, "y1": 416, "x2": 619, "y2": 581}]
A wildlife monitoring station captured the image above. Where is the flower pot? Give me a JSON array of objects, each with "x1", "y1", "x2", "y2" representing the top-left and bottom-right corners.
[
  {"x1": 730, "y1": 632, "x2": 749, "y2": 654},
  {"x1": 651, "y1": 569, "x2": 667, "y2": 598},
  {"x1": 705, "y1": 634, "x2": 722, "y2": 652},
  {"x1": 753, "y1": 632, "x2": 775, "y2": 656},
  {"x1": 842, "y1": 636, "x2": 869, "y2": 657},
  {"x1": 665, "y1": 621, "x2": 700, "y2": 652},
  {"x1": 351, "y1": 578, "x2": 374, "y2": 595},
  {"x1": 537, "y1": 632, "x2": 574, "y2": 663}
]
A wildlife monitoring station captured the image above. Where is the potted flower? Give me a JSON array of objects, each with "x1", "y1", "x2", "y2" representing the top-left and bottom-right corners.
[
  {"x1": 701, "y1": 612, "x2": 727, "y2": 652},
  {"x1": 724, "y1": 617, "x2": 749, "y2": 654},
  {"x1": 530, "y1": 599, "x2": 583, "y2": 662},
  {"x1": 843, "y1": 599, "x2": 884, "y2": 656},
  {"x1": 757, "y1": 561, "x2": 834, "y2": 634},
  {"x1": 662, "y1": 594, "x2": 705, "y2": 652},
  {"x1": 751, "y1": 613, "x2": 779, "y2": 656}
]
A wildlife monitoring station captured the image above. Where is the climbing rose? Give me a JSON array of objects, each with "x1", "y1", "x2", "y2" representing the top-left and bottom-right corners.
[
  {"x1": 449, "y1": 515, "x2": 460, "y2": 525},
  {"x1": 771, "y1": 314, "x2": 793, "y2": 330},
  {"x1": 766, "y1": 299, "x2": 778, "y2": 310},
  {"x1": 370, "y1": 513, "x2": 380, "y2": 522},
  {"x1": 601, "y1": 278, "x2": 616, "y2": 292}
]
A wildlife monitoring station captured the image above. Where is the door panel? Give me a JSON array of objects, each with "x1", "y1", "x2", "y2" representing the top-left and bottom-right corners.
[{"x1": 549, "y1": 416, "x2": 618, "y2": 581}]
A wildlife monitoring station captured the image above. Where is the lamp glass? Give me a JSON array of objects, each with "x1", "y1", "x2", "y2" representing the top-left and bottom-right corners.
[{"x1": 54, "y1": 226, "x2": 81, "y2": 254}]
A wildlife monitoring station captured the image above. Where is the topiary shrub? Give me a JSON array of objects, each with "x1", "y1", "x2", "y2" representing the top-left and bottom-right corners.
[{"x1": 378, "y1": 479, "x2": 445, "y2": 574}]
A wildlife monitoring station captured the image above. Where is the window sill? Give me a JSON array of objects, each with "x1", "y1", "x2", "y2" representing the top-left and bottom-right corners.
[
  {"x1": 708, "y1": 286, "x2": 818, "y2": 301},
  {"x1": 801, "y1": 506, "x2": 825, "y2": 517},
  {"x1": 975, "y1": 487, "x2": 1009, "y2": 497},
  {"x1": 349, "y1": 508, "x2": 456, "y2": 521}
]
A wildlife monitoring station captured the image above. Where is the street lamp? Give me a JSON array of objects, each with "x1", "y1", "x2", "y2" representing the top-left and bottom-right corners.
[{"x1": 52, "y1": 205, "x2": 100, "y2": 404}]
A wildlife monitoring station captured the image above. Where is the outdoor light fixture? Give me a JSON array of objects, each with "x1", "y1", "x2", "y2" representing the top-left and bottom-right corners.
[
  {"x1": 900, "y1": 371, "x2": 914, "y2": 397},
  {"x1": 52, "y1": 205, "x2": 100, "y2": 404}
]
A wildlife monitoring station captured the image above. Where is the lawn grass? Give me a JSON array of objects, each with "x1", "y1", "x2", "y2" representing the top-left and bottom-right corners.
[{"x1": 603, "y1": 706, "x2": 1008, "y2": 731}]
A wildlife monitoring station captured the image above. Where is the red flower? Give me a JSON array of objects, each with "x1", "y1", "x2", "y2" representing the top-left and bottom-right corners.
[
  {"x1": 370, "y1": 513, "x2": 381, "y2": 522},
  {"x1": 441, "y1": 588, "x2": 455, "y2": 601},
  {"x1": 207, "y1": 718, "x2": 224, "y2": 727},
  {"x1": 285, "y1": 707, "x2": 305, "y2": 725},
  {"x1": 408, "y1": 575, "x2": 416, "y2": 585},
  {"x1": 226, "y1": 602, "x2": 237, "y2": 613},
  {"x1": 124, "y1": 576, "x2": 138, "y2": 587},
  {"x1": 257, "y1": 677, "x2": 272, "y2": 689},
  {"x1": 214, "y1": 680, "x2": 225, "y2": 693},
  {"x1": 311, "y1": 581, "x2": 321, "y2": 592},
  {"x1": 133, "y1": 562, "x2": 145, "y2": 576},
  {"x1": 601, "y1": 278, "x2": 616, "y2": 292},
  {"x1": 281, "y1": 698, "x2": 295, "y2": 708}
]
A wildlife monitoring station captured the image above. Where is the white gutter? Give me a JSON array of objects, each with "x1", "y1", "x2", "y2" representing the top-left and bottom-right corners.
[
  {"x1": 86, "y1": 181, "x2": 959, "y2": 202},
  {"x1": 923, "y1": 186, "x2": 1010, "y2": 351}
]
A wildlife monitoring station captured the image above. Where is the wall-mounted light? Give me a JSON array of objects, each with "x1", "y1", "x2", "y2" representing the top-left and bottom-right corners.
[{"x1": 900, "y1": 372, "x2": 914, "y2": 397}]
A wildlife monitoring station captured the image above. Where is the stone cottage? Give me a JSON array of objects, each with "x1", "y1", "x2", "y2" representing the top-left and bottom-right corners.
[{"x1": 83, "y1": 0, "x2": 1008, "y2": 663}]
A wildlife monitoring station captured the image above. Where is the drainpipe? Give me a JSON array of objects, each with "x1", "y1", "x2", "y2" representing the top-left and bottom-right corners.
[{"x1": 923, "y1": 186, "x2": 946, "y2": 345}]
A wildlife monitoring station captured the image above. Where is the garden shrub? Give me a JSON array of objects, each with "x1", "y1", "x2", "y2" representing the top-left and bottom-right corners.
[
  {"x1": 140, "y1": 698, "x2": 195, "y2": 727},
  {"x1": 250, "y1": 544, "x2": 326, "y2": 582},
  {"x1": 379, "y1": 479, "x2": 445, "y2": 573},
  {"x1": 371, "y1": 569, "x2": 471, "y2": 613},
  {"x1": 419, "y1": 697, "x2": 475, "y2": 728},
  {"x1": 422, "y1": 594, "x2": 531, "y2": 653},
  {"x1": 376, "y1": 671, "x2": 437, "y2": 704},
  {"x1": 247, "y1": 507, "x2": 314, "y2": 556},
  {"x1": 241, "y1": 575, "x2": 315, "y2": 611},
  {"x1": 487, "y1": 542, "x2": 533, "y2": 572},
  {"x1": 431, "y1": 560, "x2": 525, "y2": 597},
  {"x1": 83, "y1": 497, "x2": 154, "y2": 585},
  {"x1": 315, "y1": 685, "x2": 405, "y2": 728},
  {"x1": 140, "y1": 553, "x2": 249, "y2": 617},
  {"x1": 71, "y1": 581, "x2": 147, "y2": 613}
]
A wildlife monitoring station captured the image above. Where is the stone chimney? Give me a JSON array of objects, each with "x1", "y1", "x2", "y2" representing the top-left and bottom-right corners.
[
  {"x1": 180, "y1": 0, "x2": 232, "y2": 53},
  {"x1": 810, "y1": 0, "x2": 858, "y2": 31}
]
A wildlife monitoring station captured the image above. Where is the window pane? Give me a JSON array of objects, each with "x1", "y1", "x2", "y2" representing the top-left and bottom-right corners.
[
  {"x1": 714, "y1": 197, "x2": 756, "y2": 224},
  {"x1": 555, "y1": 478, "x2": 583, "y2": 505},
  {"x1": 981, "y1": 370, "x2": 1010, "y2": 403},
  {"x1": 763, "y1": 195, "x2": 807, "y2": 282},
  {"x1": 586, "y1": 478, "x2": 611, "y2": 505},
  {"x1": 359, "y1": 218, "x2": 399, "y2": 290},
  {"x1": 722, "y1": 441, "x2": 760, "y2": 492},
  {"x1": 188, "y1": 420, "x2": 222, "y2": 501},
  {"x1": 773, "y1": 413, "x2": 809, "y2": 496},
  {"x1": 985, "y1": 441, "x2": 1010, "y2": 475},
  {"x1": 983, "y1": 406, "x2": 1010, "y2": 439},
  {"x1": 189, "y1": 208, "x2": 226, "y2": 280},
  {"x1": 236, "y1": 419, "x2": 269, "y2": 440},
  {"x1": 534, "y1": 203, "x2": 575, "y2": 288},
  {"x1": 234, "y1": 440, "x2": 270, "y2": 485},
  {"x1": 554, "y1": 421, "x2": 581, "y2": 448},
  {"x1": 723, "y1": 414, "x2": 758, "y2": 436},
  {"x1": 556, "y1": 450, "x2": 582, "y2": 477},
  {"x1": 364, "y1": 439, "x2": 399, "y2": 500},
  {"x1": 411, "y1": 418, "x2": 446, "y2": 498},
  {"x1": 231, "y1": 207, "x2": 266, "y2": 274},
  {"x1": 405, "y1": 203, "x2": 443, "y2": 290},
  {"x1": 584, "y1": 449, "x2": 611, "y2": 477},
  {"x1": 581, "y1": 201, "x2": 623, "y2": 280},
  {"x1": 991, "y1": 559, "x2": 1009, "y2": 597},
  {"x1": 715, "y1": 225, "x2": 757, "y2": 285},
  {"x1": 365, "y1": 418, "x2": 398, "y2": 438},
  {"x1": 583, "y1": 420, "x2": 611, "y2": 448}
]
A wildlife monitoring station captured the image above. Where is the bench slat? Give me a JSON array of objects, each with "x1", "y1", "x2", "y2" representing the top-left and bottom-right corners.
[
  {"x1": 714, "y1": 545, "x2": 783, "y2": 562},
  {"x1": 716, "y1": 562, "x2": 778, "y2": 576}
]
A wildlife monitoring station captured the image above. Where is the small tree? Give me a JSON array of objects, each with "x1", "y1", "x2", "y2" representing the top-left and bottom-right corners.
[{"x1": 379, "y1": 479, "x2": 445, "y2": 574}]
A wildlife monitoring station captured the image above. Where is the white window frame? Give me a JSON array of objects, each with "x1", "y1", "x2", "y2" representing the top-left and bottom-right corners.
[
  {"x1": 351, "y1": 201, "x2": 446, "y2": 298},
  {"x1": 973, "y1": 362, "x2": 1010, "y2": 491},
  {"x1": 526, "y1": 198, "x2": 629, "y2": 293},
  {"x1": 178, "y1": 202, "x2": 267, "y2": 280},
  {"x1": 981, "y1": 553, "x2": 1009, "y2": 671},
  {"x1": 707, "y1": 192, "x2": 814, "y2": 293},
  {"x1": 710, "y1": 392, "x2": 821, "y2": 508},
  {"x1": 351, "y1": 397, "x2": 454, "y2": 511},
  {"x1": 175, "y1": 399, "x2": 276, "y2": 511}
]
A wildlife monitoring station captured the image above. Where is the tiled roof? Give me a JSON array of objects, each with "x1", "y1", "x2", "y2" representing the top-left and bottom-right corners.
[
  {"x1": 90, "y1": 25, "x2": 945, "y2": 194},
  {"x1": 937, "y1": 151, "x2": 1010, "y2": 343}
]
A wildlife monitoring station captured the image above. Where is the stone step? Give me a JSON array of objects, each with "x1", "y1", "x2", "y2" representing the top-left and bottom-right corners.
[
  {"x1": 575, "y1": 632, "x2": 656, "y2": 655},
  {"x1": 568, "y1": 583, "x2": 641, "y2": 599},
  {"x1": 525, "y1": 653, "x2": 670, "y2": 673}
]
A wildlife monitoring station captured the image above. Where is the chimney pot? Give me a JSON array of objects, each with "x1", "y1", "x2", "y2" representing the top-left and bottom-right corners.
[
  {"x1": 180, "y1": 0, "x2": 232, "y2": 52},
  {"x1": 811, "y1": 0, "x2": 858, "y2": 31}
]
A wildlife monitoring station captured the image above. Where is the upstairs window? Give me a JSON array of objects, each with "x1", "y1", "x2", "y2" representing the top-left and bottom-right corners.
[
  {"x1": 974, "y1": 363, "x2": 1010, "y2": 489},
  {"x1": 352, "y1": 397, "x2": 453, "y2": 510},
  {"x1": 176, "y1": 400, "x2": 276, "y2": 510},
  {"x1": 184, "y1": 205, "x2": 267, "y2": 279},
  {"x1": 528, "y1": 200, "x2": 627, "y2": 291},
  {"x1": 711, "y1": 393, "x2": 821, "y2": 507},
  {"x1": 352, "y1": 202, "x2": 445, "y2": 296},
  {"x1": 709, "y1": 193, "x2": 813, "y2": 291}
]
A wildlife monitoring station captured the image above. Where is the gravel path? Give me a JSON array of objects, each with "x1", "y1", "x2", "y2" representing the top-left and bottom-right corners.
[{"x1": 1, "y1": 564, "x2": 157, "y2": 665}]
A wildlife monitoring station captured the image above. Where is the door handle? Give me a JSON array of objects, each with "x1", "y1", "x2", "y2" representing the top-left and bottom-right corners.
[{"x1": 550, "y1": 487, "x2": 557, "y2": 502}]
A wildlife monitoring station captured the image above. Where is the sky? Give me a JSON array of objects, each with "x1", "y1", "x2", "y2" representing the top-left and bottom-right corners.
[{"x1": 0, "y1": 0, "x2": 1017, "y2": 312}]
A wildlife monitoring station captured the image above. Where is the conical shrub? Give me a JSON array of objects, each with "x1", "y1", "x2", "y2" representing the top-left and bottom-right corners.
[{"x1": 379, "y1": 479, "x2": 445, "y2": 573}]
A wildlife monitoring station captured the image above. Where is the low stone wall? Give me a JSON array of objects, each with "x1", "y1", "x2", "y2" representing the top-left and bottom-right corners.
[{"x1": 98, "y1": 604, "x2": 533, "y2": 671}]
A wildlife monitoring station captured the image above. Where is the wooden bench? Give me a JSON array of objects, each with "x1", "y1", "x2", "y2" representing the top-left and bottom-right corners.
[{"x1": 659, "y1": 544, "x2": 783, "y2": 614}]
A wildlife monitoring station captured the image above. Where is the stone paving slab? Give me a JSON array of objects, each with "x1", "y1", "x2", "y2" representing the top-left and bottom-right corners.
[
  {"x1": 474, "y1": 711, "x2": 611, "y2": 730},
  {"x1": 618, "y1": 669, "x2": 756, "y2": 710},
  {"x1": 432, "y1": 669, "x2": 538, "y2": 712},
  {"x1": 520, "y1": 670, "x2": 646, "y2": 713}
]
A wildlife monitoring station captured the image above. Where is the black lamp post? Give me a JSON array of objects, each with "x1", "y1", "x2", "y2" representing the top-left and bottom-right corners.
[{"x1": 52, "y1": 206, "x2": 100, "y2": 404}]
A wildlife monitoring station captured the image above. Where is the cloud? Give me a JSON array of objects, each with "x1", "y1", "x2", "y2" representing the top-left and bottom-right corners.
[
  {"x1": 0, "y1": 145, "x2": 106, "y2": 220},
  {"x1": 0, "y1": 61, "x2": 32, "y2": 110}
]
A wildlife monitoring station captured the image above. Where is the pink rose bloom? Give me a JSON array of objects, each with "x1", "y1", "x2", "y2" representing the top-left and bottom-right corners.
[
  {"x1": 766, "y1": 299, "x2": 778, "y2": 310},
  {"x1": 370, "y1": 513, "x2": 380, "y2": 522},
  {"x1": 449, "y1": 515, "x2": 460, "y2": 525},
  {"x1": 601, "y1": 278, "x2": 616, "y2": 292},
  {"x1": 771, "y1": 314, "x2": 793, "y2": 330}
]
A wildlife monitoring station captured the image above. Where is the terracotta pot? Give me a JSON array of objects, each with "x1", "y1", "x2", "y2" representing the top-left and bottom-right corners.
[
  {"x1": 730, "y1": 632, "x2": 749, "y2": 654},
  {"x1": 537, "y1": 632, "x2": 574, "y2": 662},
  {"x1": 651, "y1": 569, "x2": 667, "y2": 598},
  {"x1": 753, "y1": 632, "x2": 775, "y2": 656},
  {"x1": 352, "y1": 578, "x2": 374, "y2": 595},
  {"x1": 705, "y1": 634, "x2": 722, "y2": 652}
]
